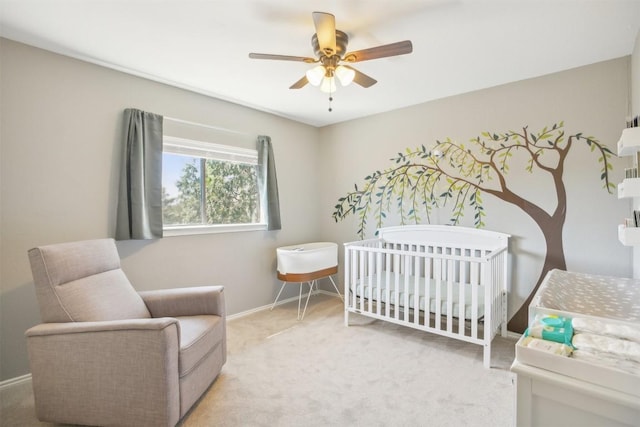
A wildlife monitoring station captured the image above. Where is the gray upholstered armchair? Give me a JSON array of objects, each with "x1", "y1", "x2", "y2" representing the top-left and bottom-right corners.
[{"x1": 25, "y1": 238, "x2": 226, "y2": 427}]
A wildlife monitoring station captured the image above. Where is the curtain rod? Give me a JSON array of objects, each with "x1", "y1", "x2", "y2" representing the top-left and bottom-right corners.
[{"x1": 163, "y1": 116, "x2": 251, "y2": 137}]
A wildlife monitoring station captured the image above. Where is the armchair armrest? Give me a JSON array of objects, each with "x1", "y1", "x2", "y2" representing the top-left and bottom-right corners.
[
  {"x1": 139, "y1": 285, "x2": 225, "y2": 318},
  {"x1": 25, "y1": 318, "x2": 181, "y2": 426},
  {"x1": 26, "y1": 317, "x2": 178, "y2": 336}
]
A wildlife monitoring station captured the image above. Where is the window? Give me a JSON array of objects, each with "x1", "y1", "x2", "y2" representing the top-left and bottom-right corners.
[{"x1": 162, "y1": 136, "x2": 264, "y2": 235}]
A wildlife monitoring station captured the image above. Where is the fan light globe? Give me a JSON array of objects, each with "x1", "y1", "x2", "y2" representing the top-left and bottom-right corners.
[
  {"x1": 335, "y1": 65, "x2": 355, "y2": 86},
  {"x1": 306, "y1": 65, "x2": 325, "y2": 86},
  {"x1": 320, "y1": 76, "x2": 337, "y2": 93}
]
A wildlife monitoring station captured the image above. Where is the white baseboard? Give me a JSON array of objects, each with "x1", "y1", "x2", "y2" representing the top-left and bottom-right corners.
[
  {"x1": 0, "y1": 373, "x2": 31, "y2": 392},
  {"x1": 227, "y1": 289, "x2": 341, "y2": 321}
]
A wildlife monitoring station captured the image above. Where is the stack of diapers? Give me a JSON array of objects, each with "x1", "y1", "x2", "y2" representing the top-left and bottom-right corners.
[
  {"x1": 522, "y1": 315, "x2": 574, "y2": 357},
  {"x1": 522, "y1": 314, "x2": 640, "y2": 375},
  {"x1": 571, "y1": 317, "x2": 640, "y2": 375}
]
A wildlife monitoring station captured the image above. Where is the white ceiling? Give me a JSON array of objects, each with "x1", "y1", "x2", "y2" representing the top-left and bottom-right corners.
[{"x1": 2, "y1": 0, "x2": 640, "y2": 127}]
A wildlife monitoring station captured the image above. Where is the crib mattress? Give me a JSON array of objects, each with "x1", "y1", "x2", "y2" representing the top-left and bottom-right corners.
[
  {"x1": 532, "y1": 269, "x2": 640, "y2": 322},
  {"x1": 353, "y1": 274, "x2": 485, "y2": 319}
]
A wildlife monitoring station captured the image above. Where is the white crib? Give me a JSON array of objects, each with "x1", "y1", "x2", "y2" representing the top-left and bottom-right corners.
[{"x1": 344, "y1": 225, "x2": 510, "y2": 368}]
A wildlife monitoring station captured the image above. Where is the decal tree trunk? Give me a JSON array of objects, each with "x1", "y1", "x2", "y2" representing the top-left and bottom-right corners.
[{"x1": 492, "y1": 175, "x2": 568, "y2": 332}]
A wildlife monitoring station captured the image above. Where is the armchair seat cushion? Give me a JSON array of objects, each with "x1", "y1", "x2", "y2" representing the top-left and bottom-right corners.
[{"x1": 177, "y1": 315, "x2": 224, "y2": 378}]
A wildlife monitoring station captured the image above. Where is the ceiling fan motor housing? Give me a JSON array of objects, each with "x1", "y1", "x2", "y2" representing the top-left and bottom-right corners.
[{"x1": 312, "y1": 30, "x2": 348, "y2": 59}]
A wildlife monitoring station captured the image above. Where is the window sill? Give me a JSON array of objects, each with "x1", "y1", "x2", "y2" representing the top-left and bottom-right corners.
[{"x1": 163, "y1": 223, "x2": 267, "y2": 237}]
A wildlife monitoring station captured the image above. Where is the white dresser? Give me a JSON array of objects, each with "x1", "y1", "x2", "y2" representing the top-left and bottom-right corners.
[{"x1": 511, "y1": 269, "x2": 640, "y2": 427}]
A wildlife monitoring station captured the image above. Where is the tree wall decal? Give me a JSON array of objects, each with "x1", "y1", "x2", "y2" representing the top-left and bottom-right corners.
[{"x1": 332, "y1": 122, "x2": 615, "y2": 332}]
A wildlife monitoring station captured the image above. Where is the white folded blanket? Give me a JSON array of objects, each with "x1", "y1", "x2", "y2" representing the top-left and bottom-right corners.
[
  {"x1": 572, "y1": 333, "x2": 640, "y2": 364},
  {"x1": 572, "y1": 317, "x2": 640, "y2": 344},
  {"x1": 572, "y1": 349, "x2": 640, "y2": 375}
]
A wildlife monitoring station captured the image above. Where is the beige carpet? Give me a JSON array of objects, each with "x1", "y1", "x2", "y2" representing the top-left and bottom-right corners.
[{"x1": 1, "y1": 293, "x2": 516, "y2": 426}]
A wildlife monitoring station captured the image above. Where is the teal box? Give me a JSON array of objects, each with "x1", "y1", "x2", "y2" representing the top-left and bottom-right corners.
[{"x1": 525, "y1": 316, "x2": 573, "y2": 346}]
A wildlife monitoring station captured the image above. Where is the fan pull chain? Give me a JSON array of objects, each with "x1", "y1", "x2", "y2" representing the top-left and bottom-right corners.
[{"x1": 328, "y1": 95, "x2": 333, "y2": 112}]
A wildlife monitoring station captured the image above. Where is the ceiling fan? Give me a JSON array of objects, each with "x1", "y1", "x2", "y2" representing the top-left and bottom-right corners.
[{"x1": 249, "y1": 11, "x2": 413, "y2": 94}]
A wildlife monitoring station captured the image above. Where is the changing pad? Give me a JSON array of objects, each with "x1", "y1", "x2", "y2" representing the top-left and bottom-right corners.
[{"x1": 532, "y1": 269, "x2": 640, "y2": 322}]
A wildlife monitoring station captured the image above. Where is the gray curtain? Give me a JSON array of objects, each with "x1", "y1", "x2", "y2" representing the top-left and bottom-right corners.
[
  {"x1": 115, "y1": 108, "x2": 164, "y2": 240},
  {"x1": 257, "y1": 135, "x2": 281, "y2": 230}
]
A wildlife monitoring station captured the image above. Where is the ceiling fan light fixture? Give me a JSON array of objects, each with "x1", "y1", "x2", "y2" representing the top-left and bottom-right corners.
[
  {"x1": 249, "y1": 11, "x2": 412, "y2": 98},
  {"x1": 335, "y1": 65, "x2": 355, "y2": 86},
  {"x1": 320, "y1": 76, "x2": 337, "y2": 93},
  {"x1": 305, "y1": 65, "x2": 325, "y2": 86}
]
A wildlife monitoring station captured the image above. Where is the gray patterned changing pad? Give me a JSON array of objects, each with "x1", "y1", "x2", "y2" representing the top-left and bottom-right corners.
[{"x1": 533, "y1": 269, "x2": 640, "y2": 323}]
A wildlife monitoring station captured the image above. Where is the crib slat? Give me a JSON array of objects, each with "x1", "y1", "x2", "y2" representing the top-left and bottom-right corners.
[
  {"x1": 403, "y1": 252, "x2": 410, "y2": 321},
  {"x1": 376, "y1": 250, "x2": 382, "y2": 316},
  {"x1": 351, "y1": 248, "x2": 357, "y2": 310},
  {"x1": 498, "y1": 249, "x2": 507, "y2": 336},
  {"x1": 424, "y1": 251, "x2": 431, "y2": 328},
  {"x1": 359, "y1": 250, "x2": 366, "y2": 312},
  {"x1": 393, "y1": 247, "x2": 401, "y2": 320},
  {"x1": 482, "y1": 252, "x2": 490, "y2": 341},
  {"x1": 413, "y1": 252, "x2": 421, "y2": 325},
  {"x1": 446, "y1": 255, "x2": 454, "y2": 333},
  {"x1": 349, "y1": 249, "x2": 356, "y2": 310},
  {"x1": 344, "y1": 246, "x2": 350, "y2": 326},
  {"x1": 367, "y1": 250, "x2": 373, "y2": 314},
  {"x1": 490, "y1": 252, "x2": 497, "y2": 338},
  {"x1": 434, "y1": 248, "x2": 442, "y2": 330},
  {"x1": 471, "y1": 260, "x2": 479, "y2": 339},
  {"x1": 458, "y1": 252, "x2": 467, "y2": 336},
  {"x1": 384, "y1": 245, "x2": 389, "y2": 315}
]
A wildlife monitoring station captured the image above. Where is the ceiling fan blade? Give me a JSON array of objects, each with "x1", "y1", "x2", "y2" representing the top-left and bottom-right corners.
[
  {"x1": 345, "y1": 66, "x2": 377, "y2": 88},
  {"x1": 289, "y1": 75, "x2": 309, "y2": 89},
  {"x1": 344, "y1": 40, "x2": 413, "y2": 62},
  {"x1": 249, "y1": 53, "x2": 316, "y2": 63},
  {"x1": 312, "y1": 11, "x2": 337, "y2": 56}
]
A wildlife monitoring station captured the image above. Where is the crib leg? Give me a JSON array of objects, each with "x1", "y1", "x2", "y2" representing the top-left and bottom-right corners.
[
  {"x1": 328, "y1": 275, "x2": 344, "y2": 301},
  {"x1": 483, "y1": 344, "x2": 491, "y2": 369},
  {"x1": 270, "y1": 281, "x2": 288, "y2": 311},
  {"x1": 501, "y1": 292, "x2": 508, "y2": 337}
]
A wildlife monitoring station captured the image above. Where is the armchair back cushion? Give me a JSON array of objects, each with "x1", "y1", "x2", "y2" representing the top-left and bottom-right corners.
[{"x1": 28, "y1": 239, "x2": 151, "y2": 322}]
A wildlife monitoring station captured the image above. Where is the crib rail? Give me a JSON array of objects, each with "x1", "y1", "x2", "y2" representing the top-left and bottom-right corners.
[{"x1": 344, "y1": 227, "x2": 509, "y2": 369}]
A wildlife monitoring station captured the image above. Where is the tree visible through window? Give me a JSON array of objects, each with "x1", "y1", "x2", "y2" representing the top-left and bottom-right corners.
[{"x1": 162, "y1": 138, "x2": 261, "y2": 227}]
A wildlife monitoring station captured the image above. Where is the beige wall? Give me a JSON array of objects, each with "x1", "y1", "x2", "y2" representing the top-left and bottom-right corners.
[
  {"x1": 0, "y1": 37, "x2": 635, "y2": 381},
  {"x1": 319, "y1": 57, "x2": 632, "y2": 321},
  {"x1": 0, "y1": 39, "x2": 321, "y2": 380},
  {"x1": 633, "y1": 30, "x2": 640, "y2": 118}
]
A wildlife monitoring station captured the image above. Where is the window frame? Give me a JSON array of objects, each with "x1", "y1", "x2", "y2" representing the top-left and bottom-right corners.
[{"x1": 162, "y1": 135, "x2": 267, "y2": 236}]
